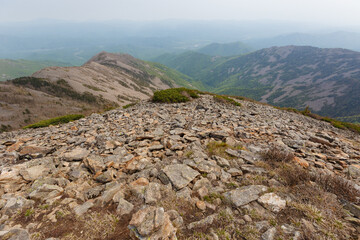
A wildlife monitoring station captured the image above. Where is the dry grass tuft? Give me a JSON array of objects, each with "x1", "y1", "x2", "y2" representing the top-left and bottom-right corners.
[
  {"x1": 278, "y1": 164, "x2": 311, "y2": 187},
  {"x1": 261, "y1": 146, "x2": 294, "y2": 166},
  {"x1": 315, "y1": 173, "x2": 360, "y2": 204}
]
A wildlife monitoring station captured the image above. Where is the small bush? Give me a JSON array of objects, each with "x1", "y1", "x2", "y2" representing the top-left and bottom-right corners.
[
  {"x1": 261, "y1": 147, "x2": 294, "y2": 165},
  {"x1": 152, "y1": 88, "x2": 200, "y2": 103},
  {"x1": 0, "y1": 124, "x2": 12, "y2": 133},
  {"x1": 23, "y1": 114, "x2": 84, "y2": 129},
  {"x1": 315, "y1": 173, "x2": 360, "y2": 203},
  {"x1": 213, "y1": 95, "x2": 241, "y2": 107},
  {"x1": 278, "y1": 164, "x2": 311, "y2": 187}
]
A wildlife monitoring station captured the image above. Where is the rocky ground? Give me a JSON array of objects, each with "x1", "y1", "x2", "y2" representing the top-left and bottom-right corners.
[{"x1": 0, "y1": 94, "x2": 360, "y2": 240}]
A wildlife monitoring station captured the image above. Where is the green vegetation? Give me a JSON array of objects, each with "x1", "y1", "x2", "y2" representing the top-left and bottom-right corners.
[
  {"x1": 0, "y1": 124, "x2": 12, "y2": 133},
  {"x1": 24, "y1": 209, "x2": 35, "y2": 217},
  {"x1": 197, "y1": 41, "x2": 253, "y2": 57},
  {"x1": 154, "y1": 46, "x2": 360, "y2": 121},
  {"x1": 143, "y1": 61, "x2": 203, "y2": 90},
  {"x1": 0, "y1": 59, "x2": 70, "y2": 81},
  {"x1": 12, "y1": 77, "x2": 100, "y2": 104},
  {"x1": 336, "y1": 115, "x2": 360, "y2": 124},
  {"x1": 23, "y1": 114, "x2": 84, "y2": 129},
  {"x1": 206, "y1": 141, "x2": 242, "y2": 159},
  {"x1": 277, "y1": 106, "x2": 360, "y2": 134},
  {"x1": 213, "y1": 94, "x2": 241, "y2": 107},
  {"x1": 83, "y1": 84, "x2": 105, "y2": 92},
  {"x1": 153, "y1": 51, "x2": 226, "y2": 81},
  {"x1": 152, "y1": 88, "x2": 200, "y2": 103},
  {"x1": 123, "y1": 102, "x2": 138, "y2": 109}
]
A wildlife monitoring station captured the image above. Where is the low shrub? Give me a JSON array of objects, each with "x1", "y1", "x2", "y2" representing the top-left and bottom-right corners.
[
  {"x1": 152, "y1": 88, "x2": 200, "y2": 103},
  {"x1": 261, "y1": 147, "x2": 294, "y2": 165},
  {"x1": 315, "y1": 173, "x2": 360, "y2": 203},
  {"x1": 0, "y1": 124, "x2": 12, "y2": 133},
  {"x1": 23, "y1": 114, "x2": 84, "y2": 129},
  {"x1": 278, "y1": 164, "x2": 311, "y2": 187},
  {"x1": 213, "y1": 95, "x2": 241, "y2": 107}
]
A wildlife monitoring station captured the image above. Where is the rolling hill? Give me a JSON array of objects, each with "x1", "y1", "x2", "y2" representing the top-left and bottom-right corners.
[
  {"x1": 152, "y1": 51, "x2": 226, "y2": 80},
  {"x1": 196, "y1": 41, "x2": 254, "y2": 56},
  {"x1": 247, "y1": 31, "x2": 360, "y2": 52},
  {"x1": 0, "y1": 52, "x2": 195, "y2": 131},
  {"x1": 0, "y1": 59, "x2": 70, "y2": 81},
  {"x1": 154, "y1": 46, "x2": 360, "y2": 120}
]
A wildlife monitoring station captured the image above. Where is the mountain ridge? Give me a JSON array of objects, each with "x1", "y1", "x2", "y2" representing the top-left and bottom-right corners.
[
  {"x1": 154, "y1": 45, "x2": 360, "y2": 120},
  {"x1": 0, "y1": 52, "x2": 195, "y2": 131}
]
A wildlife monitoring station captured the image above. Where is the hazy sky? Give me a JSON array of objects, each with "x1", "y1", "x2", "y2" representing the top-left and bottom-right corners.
[{"x1": 1, "y1": 0, "x2": 360, "y2": 26}]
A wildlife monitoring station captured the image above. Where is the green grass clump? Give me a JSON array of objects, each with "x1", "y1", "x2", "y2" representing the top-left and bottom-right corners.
[
  {"x1": 213, "y1": 95, "x2": 241, "y2": 107},
  {"x1": 24, "y1": 114, "x2": 84, "y2": 129},
  {"x1": 152, "y1": 88, "x2": 200, "y2": 103},
  {"x1": 206, "y1": 141, "x2": 243, "y2": 159},
  {"x1": 123, "y1": 102, "x2": 137, "y2": 109}
]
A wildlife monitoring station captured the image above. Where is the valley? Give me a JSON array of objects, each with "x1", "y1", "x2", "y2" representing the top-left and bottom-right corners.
[{"x1": 154, "y1": 45, "x2": 360, "y2": 121}]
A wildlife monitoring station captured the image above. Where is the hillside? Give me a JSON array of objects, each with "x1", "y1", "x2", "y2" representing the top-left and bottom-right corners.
[
  {"x1": 0, "y1": 93, "x2": 360, "y2": 239},
  {"x1": 247, "y1": 31, "x2": 360, "y2": 52},
  {"x1": 0, "y1": 52, "x2": 195, "y2": 131},
  {"x1": 0, "y1": 59, "x2": 70, "y2": 81},
  {"x1": 152, "y1": 51, "x2": 226, "y2": 83},
  {"x1": 197, "y1": 41, "x2": 254, "y2": 57},
  {"x1": 156, "y1": 46, "x2": 360, "y2": 120}
]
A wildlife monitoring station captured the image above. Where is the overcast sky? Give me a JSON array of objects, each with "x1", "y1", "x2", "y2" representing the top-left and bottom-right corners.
[{"x1": 1, "y1": 0, "x2": 359, "y2": 26}]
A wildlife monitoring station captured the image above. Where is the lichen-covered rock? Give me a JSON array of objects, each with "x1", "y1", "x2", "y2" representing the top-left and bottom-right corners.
[
  {"x1": 74, "y1": 201, "x2": 94, "y2": 216},
  {"x1": 163, "y1": 164, "x2": 199, "y2": 190},
  {"x1": 145, "y1": 182, "x2": 162, "y2": 204},
  {"x1": 258, "y1": 193, "x2": 286, "y2": 213},
  {"x1": 117, "y1": 198, "x2": 134, "y2": 216},
  {"x1": 63, "y1": 148, "x2": 90, "y2": 161},
  {"x1": 28, "y1": 184, "x2": 63, "y2": 201},
  {"x1": 129, "y1": 206, "x2": 176, "y2": 240},
  {"x1": 223, "y1": 185, "x2": 268, "y2": 207}
]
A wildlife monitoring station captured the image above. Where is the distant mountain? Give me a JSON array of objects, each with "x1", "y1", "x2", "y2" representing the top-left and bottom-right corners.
[
  {"x1": 0, "y1": 59, "x2": 70, "y2": 81},
  {"x1": 156, "y1": 46, "x2": 360, "y2": 120},
  {"x1": 153, "y1": 51, "x2": 226, "y2": 78},
  {"x1": 247, "y1": 31, "x2": 360, "y2": 52},
  {"x1": 196, "y1": 42, "x2": 253, "y2": 56},
  {"x1": 0, "y1": 52, "x2": 195, "y2": 131},
  {"x1": 1, "y1": 20, "x2": 346, "y2": 65}
]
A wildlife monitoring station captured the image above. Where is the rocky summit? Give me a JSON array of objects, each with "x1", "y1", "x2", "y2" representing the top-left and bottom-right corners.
[{"x1": 0, "y1": 94, "x2": 360, "y2": 240}]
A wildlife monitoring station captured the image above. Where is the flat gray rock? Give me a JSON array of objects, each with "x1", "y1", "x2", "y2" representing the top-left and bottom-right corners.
[
  {"x1": 163, "y1": 164, "x2": 199, "y2": 190},
  {"x1": 63, "y1": 148, "x2": 90, "y2": 161},
  {"x1": 223, "y1": 185, "x2": 268, "y2": 207},
  {"x1": 258, "y1": 193, "x2": 286, "y2": 213},
  {"x1": 74, "y1": 201, "x2": 94, "y2": 216},
  {"x1": 116, "y1": 198, "x2": 134, "y2": 216}
]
